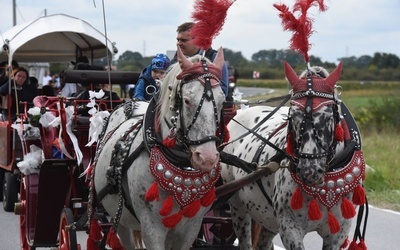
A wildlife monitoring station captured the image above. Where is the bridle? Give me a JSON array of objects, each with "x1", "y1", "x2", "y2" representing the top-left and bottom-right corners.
[
  {"x1": 170, "y1": 59, "x2": 223, "y2": 151},
  {"x1": 287, "y1": 72, "x2": 341, "y2": 171}
]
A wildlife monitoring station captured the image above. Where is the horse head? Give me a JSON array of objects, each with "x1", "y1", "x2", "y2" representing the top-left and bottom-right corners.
[
  {"x1": 158, "y1": 47, "x2": 225, "y2": 172},
  {"x1": 284, "y1": 61, "x2": 344, "y2": 185}
]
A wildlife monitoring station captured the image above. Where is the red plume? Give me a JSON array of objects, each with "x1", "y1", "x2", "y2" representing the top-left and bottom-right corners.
[
  {"x1": 273, "y1": 0, "x2": 327, "y2": 62},
  {"x1": 191, "y1": 0, "x2": 236, "y2": 51}
]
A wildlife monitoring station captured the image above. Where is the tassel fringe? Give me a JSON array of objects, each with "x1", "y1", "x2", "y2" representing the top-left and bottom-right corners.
[
  {"x1": 162, "y1": 212, "x2": 183, "y2": 228},
  {"x1": 328, "y1": 211, "x2": 341, "y2": 234},
  {"x1": 159, "y1": 195, "x2": 174, "y2": 216},
  {"x1": 145, "y1": 182, "x2": 159, "y2": 202},
  {"x1": 341, "y1": 197, "x2": 356, "y2": 219},
  {"x1": 334, "y1": 123, "x2": 344, "y2": 141},
  {"x1": 291, "y1": 186, "x2": 303, "y2": 210},
  {"x1": 106, "y1": 227, "x2": 125, "y2": 250},
  {"x1": 352, "y1": 185, "x2": 366, "y2": 205},
  {"x1": 200, "y1": 188, "x2": 216, "y2": 207},
  {"x1": 308, "y1": 198, "x2": 322, "y2": 220}
]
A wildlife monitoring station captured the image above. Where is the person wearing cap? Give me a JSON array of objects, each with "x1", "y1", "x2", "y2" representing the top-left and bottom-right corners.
[
  {"x1": 133, "y1": 53, "x2": 171, "y2": 101},
  {"x1": 0, "y1": 67, "x2": 38, "y2": 120}
]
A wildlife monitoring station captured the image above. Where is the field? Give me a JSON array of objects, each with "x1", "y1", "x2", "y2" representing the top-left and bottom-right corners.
[{"x1": 237, "y1": 79, "x2": 400, "y2": 212}]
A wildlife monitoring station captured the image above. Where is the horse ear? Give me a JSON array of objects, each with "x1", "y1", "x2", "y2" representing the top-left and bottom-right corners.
[
  {"x1": 212, "y1": 47, "x2": 225, "y2": 70},
  {"x1": 325, "y1": 62, "x2": 342, "y2": 89},
  {"x1": 284, "y1": 61, "x2": 299, "y2": 87},
  {"x1": 177, "y1": 46, "x2": 193, "y2": 70}
]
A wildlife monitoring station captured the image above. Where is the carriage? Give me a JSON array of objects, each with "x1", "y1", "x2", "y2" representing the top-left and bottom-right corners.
[{"x1": 0, "y1": 14, "x2": 239, "y2": 250}]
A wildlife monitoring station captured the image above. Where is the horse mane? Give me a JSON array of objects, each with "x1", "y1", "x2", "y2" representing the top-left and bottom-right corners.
[
  {"x1": 299, "y1": 66, "x2": 329, "y2": 78},
  {"x1": 157, "y1": 54, "x2": 210, "y2": 122}
]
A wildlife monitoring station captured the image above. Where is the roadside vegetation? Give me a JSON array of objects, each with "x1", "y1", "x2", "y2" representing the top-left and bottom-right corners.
[{"x1": 239, "y1": 79, "x2": 400, "y2": 212}]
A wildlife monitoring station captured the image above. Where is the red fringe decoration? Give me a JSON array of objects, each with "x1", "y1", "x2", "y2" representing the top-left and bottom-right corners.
[
  {"x1": 327, "y1": 211, "x2": 341, "y2": 234},
  {"x1": 89, "y1": 220, "x2": 103, "y2": 241},
  {"x1": 87, "y1": 237, "x2": 99, "y2": 250},
  {"x1": 182, "y1": 200, "x2": 201, "y2": 218},
  {"x1": 162, "y1": 136, "x2": 176, "y2": 148},
  {"x1": 145, "y1": 182, "x2": 159, "y2": 202},
  {"x1": 106, "y1": 227, "x2": 125, "y2": 250},
  {"x1": 352, "y1": 185, "x2": 366, "y2": 205},
  {"x1": 159, "y1": 195, "x2": 174, "y2": 216},
  {"x1": 286, "y1": 132, "x2": 295, "y2": 156},
  {"x1": 308, "y1": 198, "x2": 322, "y2": 220},
  {"x1": 162, "y1": 212, "x2": 183, "y2": 228},
  {"x1": 334, "y1": 123, "x2": 344, "y2": 142},
  {"x1": 191, "y1": 0, "x2": 236, "y2": 50},
  {"x1": 358, "y1": 239, "x2": 367, "y2": 250},
  {"x1": 348, "y1": 240, "x2": 358, "y2": 250},
  {"x1": 273, "y1": 0, "x2": 328, "y2": 62},
  {"x1": 340, "y1": 236, "x2": 350, "y2": 250},
  {"x1": 341, "y1": 197, "x2": 356, "y2": 219},
  {"x1": 200, "y1": 188, "x2": 216, "y2": 207},
  {"x1": 291, "y1": 186, "x2": 303, "y2": 210}
]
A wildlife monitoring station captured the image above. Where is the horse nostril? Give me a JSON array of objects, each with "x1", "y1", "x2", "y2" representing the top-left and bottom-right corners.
[{"x1": 317, "y1": 168, "x2": 324, "y2": 174}]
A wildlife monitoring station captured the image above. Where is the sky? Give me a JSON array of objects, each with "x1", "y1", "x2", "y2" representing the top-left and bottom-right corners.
[{"x1": 0, "y1": 0, "x2": 399, "y2": 64}]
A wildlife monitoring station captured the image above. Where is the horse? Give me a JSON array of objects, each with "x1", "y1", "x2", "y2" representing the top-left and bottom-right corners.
[
  {"x1": 90, "y1": 47, "x2": 226, "y2": 249},
  {"x1": 221, "y1": 61, "x2": 366, "y2": 249}
]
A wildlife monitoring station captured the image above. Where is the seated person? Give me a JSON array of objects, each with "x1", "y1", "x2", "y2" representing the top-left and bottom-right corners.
[
  {"x1": 0, "y1": 67, "x2": 37, "y2": 120},
  {"x1": 133, "y1": 53, "x2": 170, "y2": 101}
]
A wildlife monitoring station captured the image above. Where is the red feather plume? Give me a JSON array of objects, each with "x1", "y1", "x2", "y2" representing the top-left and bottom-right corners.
[
  {"x1": 273, "y1": 0, "x2": 327, "y2": 62},
  {"x1": 191, "y1": 0, "x2": 236, "y2": 51}
]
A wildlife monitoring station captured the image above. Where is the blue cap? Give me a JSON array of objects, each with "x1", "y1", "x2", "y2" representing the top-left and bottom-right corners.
[{"x1": 151, "y1": 53, "x2": 170, "y2": 71}]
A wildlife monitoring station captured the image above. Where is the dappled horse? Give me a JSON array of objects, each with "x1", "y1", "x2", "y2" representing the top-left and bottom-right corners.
[
  {"x1": 90, "y1": 48, "x2": 226, "y2": 249},
  {"x1": 221, "y1": 61, "x2": 366, "y2": 249}
]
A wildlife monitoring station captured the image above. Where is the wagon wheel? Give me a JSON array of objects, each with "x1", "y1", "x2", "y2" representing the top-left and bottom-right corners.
[
  {"x1": 202, "y1": 205, "x2": 237, "y2": 247},
  {"x1": 2, "y1": 171, "x2": 19, "y2": 212},
  {"x1": 0, "y1": 168, "x2": 4, "y2": 201},
  {"x1": 59, "y1": 208, "x2": 80, "y2": 250}
]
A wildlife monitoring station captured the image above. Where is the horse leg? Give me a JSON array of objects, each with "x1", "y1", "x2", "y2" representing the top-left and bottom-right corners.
[
  {"x1": 279, "y1": 219, "x2": 306, "y2": 250},
  {"x1": 230, "y1": 205, "x2": 253, "y2": 250},
  {"x1": 117, "y1": 224, "x2": 137, "y2": 249},
  {"x1": 255, "y1": 226, "x2": 276, "y2": 250},
  {"x1": 320, "y1": 221, "x2": 351, "y2": 250}
]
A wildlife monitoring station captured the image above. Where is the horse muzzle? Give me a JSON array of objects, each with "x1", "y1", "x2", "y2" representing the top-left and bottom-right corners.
[{"x1": 190, "y1": 142, "x2": 220, "y2": 172}]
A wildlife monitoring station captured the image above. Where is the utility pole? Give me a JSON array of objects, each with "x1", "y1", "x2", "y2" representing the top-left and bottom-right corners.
[{"x1": 13, "y1": 0, "x2": 16, "y2": 26}]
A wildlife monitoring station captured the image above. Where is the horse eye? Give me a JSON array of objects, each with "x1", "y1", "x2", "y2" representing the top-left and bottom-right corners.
[{"x1": 183, "y1": 98, "x2": 190, "y2": 106}]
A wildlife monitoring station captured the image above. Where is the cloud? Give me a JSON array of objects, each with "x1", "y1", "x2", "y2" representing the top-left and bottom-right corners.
[{"x1": 1, "y1": 0, "x2": 399, "y2": 63}]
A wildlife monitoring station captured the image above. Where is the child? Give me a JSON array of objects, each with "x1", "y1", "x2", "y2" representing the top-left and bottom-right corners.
[{"x1": 133, "y1": 53, "x2": 170, "y2": 101}]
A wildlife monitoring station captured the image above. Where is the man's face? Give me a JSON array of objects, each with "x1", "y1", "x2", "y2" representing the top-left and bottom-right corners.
[
  {"x1": 176, "y1": 30, "x2": 199, "y2": 57},
  {"x1": 14, "y1": 71, "x2": 27, "y2": 86}
]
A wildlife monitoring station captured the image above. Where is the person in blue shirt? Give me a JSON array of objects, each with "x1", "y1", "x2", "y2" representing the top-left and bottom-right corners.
[{"x1": 133, "y1": 53, "x2": 170, "y2": 101}]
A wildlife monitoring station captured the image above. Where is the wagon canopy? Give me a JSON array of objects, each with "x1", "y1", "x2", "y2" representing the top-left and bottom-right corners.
[{"x1": 0, "y1": 13, "x2": 117, "y2": 63}]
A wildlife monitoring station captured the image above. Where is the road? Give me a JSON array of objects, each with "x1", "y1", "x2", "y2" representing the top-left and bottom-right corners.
[{"x1": 1, "y1": 201, "x2": 400, "y2": 249}]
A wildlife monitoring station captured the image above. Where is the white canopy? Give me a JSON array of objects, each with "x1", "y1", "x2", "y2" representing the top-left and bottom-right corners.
[{"x1": 0, "y1": 13, "x2": 117, "y2": 63}]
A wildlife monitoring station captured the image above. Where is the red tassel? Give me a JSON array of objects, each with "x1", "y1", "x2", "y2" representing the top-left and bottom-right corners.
[
  {"x1": 162, "y1": 136, "x2": 176, "y2": 148},
  {"x1": 87, "y1": 237, "x2": 100, "y2": 250},
  {"x1": 352, "y1": 185, "x2": 366, "y2": 205},
  {"x1": 358, "y1": 239, "x2": 367, "y2": 250},
  {"x1": 159, "y1": 195, "x2": 174, "y2": 216},
  {"x1": 291, "y1": 187, "x2": 303, "y2": 210},
  {"x1": 340, "y1": 236, "x2": 350, "y2": 250},
  {"x1": 106, "y1": 227, "x2": 125, "y2": 250},
  {"x1": 145, "y1": 182, "x2": 159, "y2": 202},
  {"x1": 348, "y1": 240, "x2": 358, "y2": 250},
  {"x1": 286, "y1": 133, "x2": 295, "y2": 156},
  {"x1": 335, "y1": 123, "x2": 344, "y2": 142},
  {"x1": 89, "y1": 220, "x2": 103, "y2": 241},
  {"x1": 162, "y1": 212, "x2": 183, "y2": 228},
  {"x1": 200, "y1": 188, "x2": 216, "y2": 207},
  {"x1": 341, "y1": 197, "x2": 356, "y2": 219},
  {"x1": 308, "y1": 198, "x2": 322, "y2": 221},
  {"x1": 182, "y1": 200, "x2": 201, "y2": 218},
  {"x1": 328, "y1": 211, "x2": 341, "y2": 234}
]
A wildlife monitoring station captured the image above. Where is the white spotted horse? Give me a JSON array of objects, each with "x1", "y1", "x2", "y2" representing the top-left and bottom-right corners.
[
  {"x1": 88, "y1": 47, "x2": 227, "y2": 249},
  {"x1": 221, "y1": 61, "x2": 367, "y2": 250}
]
